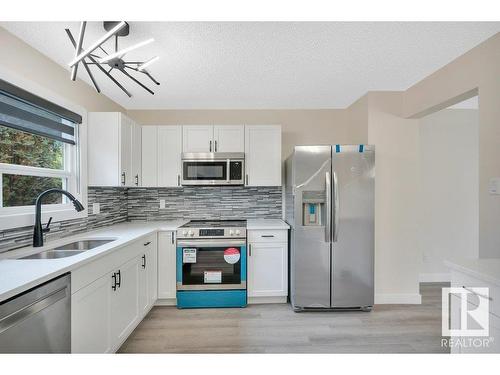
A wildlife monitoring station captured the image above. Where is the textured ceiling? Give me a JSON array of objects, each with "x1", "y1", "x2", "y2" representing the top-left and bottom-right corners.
[{"x1": 1, "y1": 22, "x2": 499, "y2": 109}]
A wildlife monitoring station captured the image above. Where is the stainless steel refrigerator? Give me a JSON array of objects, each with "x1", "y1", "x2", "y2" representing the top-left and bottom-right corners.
[{"x1": 285, "y1": 145, "x2": 375, "y2": 311}]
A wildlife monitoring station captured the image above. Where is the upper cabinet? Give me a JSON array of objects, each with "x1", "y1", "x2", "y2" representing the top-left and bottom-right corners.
[
  {"x1": 88, "y1": 112, "x2": 141, "y2": 187},
  {"x1": 182, "y1": 125, "x2": 213, "y2": 153},
  {"x1": 213, "y1": 125, "x2": 245, "y2": 152},
  {"x1": 182, "y1": 125, "x2": 245, "y2": 153},
  {"x1": 245, "y1": 125, "x2": 282, "y2": 186},
  {"x1": 142, "y1": 126, "x2": 182, "y2": 188}
]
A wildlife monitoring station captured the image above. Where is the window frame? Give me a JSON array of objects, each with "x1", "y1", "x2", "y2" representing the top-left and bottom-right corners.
[{"x1": 0, "y1": 68, "x2": 88, "y2": 230}]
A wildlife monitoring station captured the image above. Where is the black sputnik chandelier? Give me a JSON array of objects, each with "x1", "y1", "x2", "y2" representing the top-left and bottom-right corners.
[{"x1": 66, "y1": 21, "x2": 159, "y2": 97}]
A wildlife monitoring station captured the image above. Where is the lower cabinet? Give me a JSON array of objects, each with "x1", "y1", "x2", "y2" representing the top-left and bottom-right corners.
[
  {"x1": 71, "y1": 274, "x2": 113, "y2": 353},
  {"x1": 247, "y1": 229, "x2": 288, "y2": 301},
  {"x1": 157, "y1": 231, "x2": 177, "y2": 302},
  {"x1": 109, "y1": 257, "x2": 140, "y2": 347},
  {"x1": 71, "y1": 234, "x2": 157, "y2": 353}
]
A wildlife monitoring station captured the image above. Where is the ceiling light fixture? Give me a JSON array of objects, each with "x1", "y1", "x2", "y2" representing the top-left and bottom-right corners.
[
  {"x1": 65, "y1": 21, "x2": 160, "y2": 97},
  {"x1": 138, "y1": 56, "x2": 160, "y2": 71}
]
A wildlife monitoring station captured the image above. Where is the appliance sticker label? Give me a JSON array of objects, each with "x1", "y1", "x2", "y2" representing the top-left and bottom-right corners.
[
  {"x1": 183, "y1": 248, "x2": 197, "y2": 263},
  {"x1": 204, "y1": 270, "x2": 222, "y2": 283},
  {"x1": 224, "y1": 247, "x2": 240, "y2": 264}
]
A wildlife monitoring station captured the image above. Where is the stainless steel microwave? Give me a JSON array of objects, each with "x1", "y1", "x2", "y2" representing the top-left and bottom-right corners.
[{"x1": 181, "y1": 152, "x2": 245, "y2": 186}]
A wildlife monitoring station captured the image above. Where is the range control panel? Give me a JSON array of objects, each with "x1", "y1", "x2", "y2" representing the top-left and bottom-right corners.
[{"x1": 177, "y1": 227, "x2": 246, "y2": 239}]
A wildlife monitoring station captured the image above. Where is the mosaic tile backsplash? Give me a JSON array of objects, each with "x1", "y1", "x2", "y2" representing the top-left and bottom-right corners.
[
  {"x1": 0, "y1": 186, "x2": 282, "y2": 252},
  {"x1": 0, "y1": 187, "x2": 128, "y2": 253}
]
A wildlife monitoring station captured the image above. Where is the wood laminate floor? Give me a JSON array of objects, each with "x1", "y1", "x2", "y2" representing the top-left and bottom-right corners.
[{"x1": 119, "y1": 283, "x2": 449, "y2": 353}]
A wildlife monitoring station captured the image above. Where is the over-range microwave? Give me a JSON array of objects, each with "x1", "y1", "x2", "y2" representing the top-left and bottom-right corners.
[{"x1": 181, "y1": 152, "x2": 245, "y2": 186}]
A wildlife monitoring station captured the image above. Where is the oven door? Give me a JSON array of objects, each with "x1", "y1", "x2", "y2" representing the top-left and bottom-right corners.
[
  {"x1": 176, "y1": 239, "x2": 247, "y2": 291},
  {"x1": 182, "y1": 160, "x2": 228, "y2": 185}
]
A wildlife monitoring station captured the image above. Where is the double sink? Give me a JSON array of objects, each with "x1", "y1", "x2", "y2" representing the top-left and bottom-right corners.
[{"x1": 21, "y1": 239, "x2": 115, "y2": 260}]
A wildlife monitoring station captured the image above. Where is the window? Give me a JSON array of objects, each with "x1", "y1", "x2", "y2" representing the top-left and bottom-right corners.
[{"x1": 0, "y1": 77, "x2": 86, "y2": 229}]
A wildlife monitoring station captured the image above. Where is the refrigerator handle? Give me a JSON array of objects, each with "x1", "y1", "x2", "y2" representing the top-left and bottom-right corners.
[
  {"x1": 325, "y1": 171, "x2": 331, "y2": 242},
  {"x1": 333, "y1": 171, "x2": 339, "y2": 242}
]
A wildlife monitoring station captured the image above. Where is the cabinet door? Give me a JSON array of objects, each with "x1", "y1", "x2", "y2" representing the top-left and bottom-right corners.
[
  {"x1": 141, "y1": 126, "x2": 158, "y2": 187},
  {"x1": 110, "y1": 257, "x2": 140, "y2": 349},
  {"x1": 245, "y1": 125, "x2": 281, "y2": 186},
  {"x1": 119, "y1": 115, "x2": 133, "y2": 186},
  {"x1": 72, "y1": 274, "x2": 112, "y2": 353},
  {"x1": 138, "y1": 253, "x2": 148, "y2": 315},
  {"x1": 214, "y1": 125, "x2": 245, "y2": 152},
  {"x1": 131, "y1": 122, "x2": 142, "y2": 187},
  {"x1": 247, "y1": 242, "x2": 288, "y2": 297},
  {"x1": 158, "y1": 126, "x2": 182, "y2": 187},
  {"x1": 158, "y1": 231, "x2": 177, "y2": 300},
  {"x1": 182, "y1": 125, "x2": 213, "y2": 153}
]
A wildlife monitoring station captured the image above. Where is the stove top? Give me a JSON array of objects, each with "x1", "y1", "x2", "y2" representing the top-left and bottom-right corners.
[
  {"x1": 180, "y1": 220, "x2": 246, "y2": 228},
  {"x1": 177, "y1": 220, "x2": 247, "y2": 239}
]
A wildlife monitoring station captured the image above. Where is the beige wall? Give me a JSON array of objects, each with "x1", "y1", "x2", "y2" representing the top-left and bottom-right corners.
[
  {"x1": 402, "y1": 32, "x2": 500, "y2": 258},
  {"x1": 0, "y1": 27, "x2": 124, "y2": 113},
  {"x1": 367, "y1": 92, "x2": 422, "y2": 303},
  {"x1": 127, "y1": 109, "x2": 367, "y2": 159},
  {"x1": 418, "y1": 109, "x2": 479, "y2": 280}
]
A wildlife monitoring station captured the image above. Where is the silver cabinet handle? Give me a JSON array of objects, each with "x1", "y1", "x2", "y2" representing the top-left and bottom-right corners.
[
  {"x1": 325, "y1": 171, "x2": 331, "y2": 242},
  {"x1": 261, "y1": 235, "x2": 274, "y2": 238},
  {"x1": 135, "y1": 174, "x2": 139, "y2": 186},
  {"x1": 246, "y1": 174, "x2": 249, "y2": 185},
  {"x1": 171, "y1": 232, "x2": 174, "y2": 244},
  {"x1": 215, "y1": 140, "x2": 218, "y2": 152},
  {"x1": 462, "y1": 286, "x2": 493, "y2": 301},
  {"x1": 143, "y1": 241, "x2": 151, "y2": 246},
  {"x1": 226, "y1": 159, "x2": 230, "y2": 182},
  {"x1": 248, "y1": 243, "x2": 252, "y2": 257},
  {"x1": 333, "y1": 171, "x2": 339, "y2": 242},
  {"x1": 121, "y1": 172, "x2": 126, "y2": 185},
  {"x1": 177, "y1": 174, "x2": 181, "y2": 186},
  {"x1": 209, "y1": 140, "x2": 212, "y2": 152}
]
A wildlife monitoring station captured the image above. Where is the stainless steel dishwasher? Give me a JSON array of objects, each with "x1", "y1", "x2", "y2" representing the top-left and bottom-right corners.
[{"x1": 0, "y1": 273, "x2": 71, "y2": 353}]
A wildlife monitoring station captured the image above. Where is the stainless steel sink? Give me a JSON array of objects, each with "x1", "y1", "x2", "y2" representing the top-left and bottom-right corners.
[
  {"x1": 53, "y1": 239, "x2": 114, "y2": 251},
  {"x1": 20, "y1": 239, "x2": 115, "y2": 260}
]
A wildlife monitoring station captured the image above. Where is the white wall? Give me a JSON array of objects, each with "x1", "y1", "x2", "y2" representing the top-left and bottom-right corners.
[{"x1": 418, "y1": 108, "x2": 479, "y2": 281}]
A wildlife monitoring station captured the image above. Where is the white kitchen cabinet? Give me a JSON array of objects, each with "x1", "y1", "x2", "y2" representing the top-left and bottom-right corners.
[
  {"x1": 141, "y1": 126, "x2": 158, "y2": 187},
  {"x1": 88, "y1": 112, "x2": 141, "y2": 187},
  {"x1": 158, "y1": 126, "x2": 182, "y2": 187},
  {"x1": 138, "y1": 235, "x2": 158, "y2": 314},
  {"x1": 183, "y1": 125, "x2": 245, "y2": 153},
  {"x1": 131, "y1": 119, "x2": 142, "y2": 187},
  {"x1": 247, "y1": 228, "x2": 288, "y2": 301},
  {"x1": 142, "y1": 126, "x2": 182, "y2": 187},
  {"x1": 71, "y1": 236, "x2": 158, "y2": 353},
  {"x1": 245, "y1": 125, "x2": 282, "y2": 186},
  {"x1": 213, "y1": 125, "x2": 245, "y2": 152},
  {"x1": 71, "y1": 274, "x2": 112, "y2": 353},
  {"x1": 110, "y1": 257, "x2": 140, "y2": 349},
  {"x1": 183, "y1": 125, "x2": 213, "y2": 153},
  {"x1": 158, "y1": 231, "x2": 177, "y2": 302}
]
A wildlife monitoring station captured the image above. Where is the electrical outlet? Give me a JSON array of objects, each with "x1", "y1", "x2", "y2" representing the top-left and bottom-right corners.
[
  {"x1": 92, "y1": 202, "x2": 100, "y2": 215},
  {"x1": 159, "y1": 199, "x2": 166, "y2": 209}
]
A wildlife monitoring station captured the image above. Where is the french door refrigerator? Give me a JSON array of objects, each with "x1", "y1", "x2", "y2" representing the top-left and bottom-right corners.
[{"x1": 285, "y1": 145, "x2": 375, "y2": 311}]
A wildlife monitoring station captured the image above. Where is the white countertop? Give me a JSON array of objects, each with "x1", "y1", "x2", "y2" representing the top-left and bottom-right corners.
[
  {"x1": 0, "y1": 218, "x2": 289, "y2": 302},
  {"x1": 246, "y1": 219, "x2": 290, "y2": 230},
  {"x1": 445, "y1": 258, "x2": 500, "y2": 287},
  {"x1": 0, "y1": 220, "x2": 187, "y2": 302}
]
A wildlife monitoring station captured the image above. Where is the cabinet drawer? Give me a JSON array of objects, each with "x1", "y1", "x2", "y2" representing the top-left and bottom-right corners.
[
  {"x1": 248, "y1": 229, "x2": 287, "y2": 243},
  {"x1": 451, "y1": 270, "x2": 500, "y2": 318}
]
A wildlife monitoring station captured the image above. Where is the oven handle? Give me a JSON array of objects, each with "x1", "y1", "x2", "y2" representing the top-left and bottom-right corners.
[{"x1": 177, "y1": 239, "x2": 247, "y2": 248}]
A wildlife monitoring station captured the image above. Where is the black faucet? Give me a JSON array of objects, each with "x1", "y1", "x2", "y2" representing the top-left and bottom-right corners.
[{"x1": 33, "y1": 188, "x2": 85, "y2": 247}]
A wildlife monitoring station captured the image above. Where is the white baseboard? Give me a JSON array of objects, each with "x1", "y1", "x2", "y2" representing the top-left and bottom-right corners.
[
  {"x1": 419, "y1": 273, "x2": 451, "y2": 282},
  {"x1": 375, "y1": 293, "x2": 422, "y2": 304},
  {"x1": 155, "y1": 298, "x2": 176, "y2": 306},
  {"x1": 248, "y1": 296, "x2": 287, "y2": 304}
]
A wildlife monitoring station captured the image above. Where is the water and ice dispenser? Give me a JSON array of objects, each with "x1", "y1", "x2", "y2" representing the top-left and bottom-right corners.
[{"x1": 302, "y1": 191, "x2": 325, "y2": 226}]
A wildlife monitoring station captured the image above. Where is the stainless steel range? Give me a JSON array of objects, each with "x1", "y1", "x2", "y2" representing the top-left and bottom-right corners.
[{"x1": 176, "y1": 220, "x2": 247, "y2": 308}]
